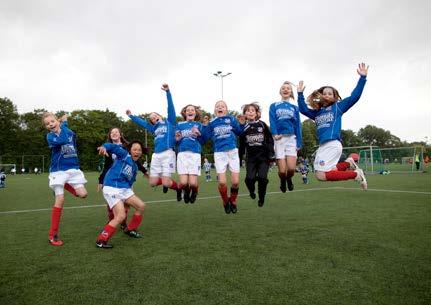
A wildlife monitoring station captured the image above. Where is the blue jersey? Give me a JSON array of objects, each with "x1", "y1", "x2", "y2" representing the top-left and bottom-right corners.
[
  {"x1": 202, "y1": 115, "x2": 244, "y2": 152},
  {"x1": 177, "y1": 121, "x2": 203, "y2": 153},
  {"x1": 102, "y1": 143, "x2": 138, "y2": 189},
  {"x1": 269, "y1": 100, "x2": 302, "y2": 149},
  {"x1": 128, "y1": 90, "x2": 176, "y2": 153},
  {"x1": 46, "y1": 121, "x2": 80, "y2": 172},
  {"x1": 298, "y1": 76, "x2": 367, "y2": 145}
]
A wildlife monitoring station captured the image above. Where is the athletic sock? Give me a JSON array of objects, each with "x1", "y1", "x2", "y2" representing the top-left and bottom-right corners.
[
  {"x1": 230, "y1": 186, "x2": 239, "y2": 205},
  {"x1": 286, "y1": 169, "x2": 295, "y2": 179},
  {"x1": 218, "y1": 184, "x2": 229, "y2": 205},
  {"x1": 156, "y1": 178, "x2": 163, "y2": 186},
  {"x1": 336, "y1": 161, "x2": 350, "y2": 171},
  {"x1": 64, "y1": 183, "x2": 77, "y2": 197},
  {"x1": 97, "y1": 224, "x2": 116, "y2": 242},
  {"x1": 49, "y1": 207, "x2": 63, "y2": 237},
  {"x1": 170, "y1": 180, "x2": 179, "y2": 190},
  {"x1": 325, "y1": 170, "x2": 357, "y2": 181},
  {"x1": 278, "y1": 172, "x2": 287, "y2": 181},
  {"x1": 127, "y1": 214, "x2": 143, "y2": 231}
]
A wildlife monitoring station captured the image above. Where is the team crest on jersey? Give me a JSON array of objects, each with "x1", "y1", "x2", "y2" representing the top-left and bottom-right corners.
[
  {"x1": 224, "y1": 118, "x2": 231, "y2": 124},
  {"x1": 258, "y1": 127, "x2": 263, "y2": 132},
  {"x1": 169, "y1": 163, "x2": 174, "y2": 169},
  {"x1": 319, "y1": 160, "x2": 325, "y2": 166}
]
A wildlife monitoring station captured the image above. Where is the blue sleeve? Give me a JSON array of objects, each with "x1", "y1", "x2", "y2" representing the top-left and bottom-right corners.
[
  {"x1": 337, "y1": 75, "x2": 367, "y2": 113},
  {"x1": 166, "y1": 90, "x2": 177, "y2": 125},
  {"x1": 269, "y1": 103, "x2": 279, "y2": 135},
  {"x1": 231, "y1": 116, "x2": 244, "y2": 136},
  {"x1": 200, "y1": 124, "x2": 211, "y2": 143},
  {"x1": 298, "y1": 92, "x2": 317, "y2": 119},
  {"x1": 129, "y1": 115, "x2": 154, "y2": 134},
  {"x1": 294, "y1": 107, "x2": 302, "y2": 149},
  {"x1": 197, "y1": 124, "x2": 207, "y2": 145},
  {"x1": 103, "y1": 143, "x2": 128, "y2": 159},
  {"x1": 46, "y1": 124, "x2": 70, "y2": 147}
]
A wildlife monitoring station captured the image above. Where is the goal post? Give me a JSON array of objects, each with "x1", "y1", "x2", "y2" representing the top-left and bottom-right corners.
[{"x1": 0, "y1": 164, "x2": 17, "y2": 174}]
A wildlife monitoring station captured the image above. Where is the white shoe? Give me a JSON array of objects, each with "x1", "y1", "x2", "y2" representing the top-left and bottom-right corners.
[
  {"x1": 354, "y1": 168, "x2": 367, "y2": 190},
  {"x1": 346, "y1": 157, "x2": 358, "y2": 170}
]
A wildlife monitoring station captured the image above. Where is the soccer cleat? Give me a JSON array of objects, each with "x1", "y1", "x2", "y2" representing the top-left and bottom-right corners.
[
  {"x1": 224, "y1": 202, "x2": 231, "y2": 214},
  {"x1": 230, "y1": 201, "x2": 238, "y2": 214},
  {"x1": 183, "y1": 190, "x2": 190, "y2": 204},
  {"x1": 346, "y1": 157, "x2": 359, "y2": 170},
  {"x1": 249, "y1": 192, "x2": 256, "y2": 200},
  {"x1": 162, "y1": 186, "x2": 169, "y2": 193},
  {"x1": 176, "y1": 188, "x2": 183, "y2": 202},
  {"x1": 258, "y1": 199, "x2": 264, "y2": 207},
  {"x1": 287, "y1": 178, "x2": 294, "y2": 191},
  {"x1": 48, "y1": 234, "x2": 64, "y2": 246},
  {"x1": 280, "y1": 180, "x2": 287, "y2": 193},
  {"x1": 354, "y1": 169, "x2": 368, "y2": 190},
  {"x1": 96, "y1": 240, "x2": 113, "y2": 249},
  {"x1": 124, "y1": 230, "x2": 143, "y2": 238},
  {"x1": 189, "y1": 191, "x2": 197, "y2": 204}
]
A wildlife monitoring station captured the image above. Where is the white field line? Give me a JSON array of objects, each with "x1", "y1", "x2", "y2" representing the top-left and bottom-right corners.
[{"x1": 0, "y1": 186, "x2": 429, "y2": 215}]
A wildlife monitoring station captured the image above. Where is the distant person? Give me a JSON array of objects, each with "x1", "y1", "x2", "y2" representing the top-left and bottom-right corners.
[
  {"x1": 43, "y1": 113, "x2": 88, "y2": 246},
  {"x1": 11, "y1": 167, "x2": 16, "y2": 175},
  {"x1": 21, "y1": 168, "x2": 25, "y2": 174},
  {"x1": 96, "y1": 140, "x2": 147, "y2": 249},
  {"x1": 300, "y1": 162, "x2": 309, "y2": 184},
  {"x1": 239, "y1": 102, "x2": 274, "y2": 207},
  {"x1": 127, "y1": 83, "x2": 182, "y2": 200},
  {"x1": 269, "y1": 80, "x2": 302, "y2": 193},
  {"x1": 0, "y1": 169, "x2": 6, "y2": 188},
  {"x1": 415, "y1": 154, "x2": 421, "y2": 170},
  {"x1": 34, "y1": 167, "x2": 39, "y2": 175},
  {"x1": 203, "y1": 158, "x2": 212, "y2": 182},
  {"x1": 297, "y1": 63, "x2": 369, "y2": 190}
]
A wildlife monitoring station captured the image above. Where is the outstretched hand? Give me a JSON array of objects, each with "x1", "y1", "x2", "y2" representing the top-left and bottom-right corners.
[
  {"x1": 97, "y1": 146, "x2": 108, "y2": 157},
  {"x1": 237, "y1": 115, "x2": 246, "y2": 125},
  {"x1": 161, "y1": 83, "x2": 169, "y2": 91},
  {"x1": 357, "y1": 63, "x2": 369, "y2": 76},
  {"x1": 126, "y1": 110, "x2": 131, "y2": 116},
  {"x1": 297, "y1": 80, "x2": 305, "y2": 93}
]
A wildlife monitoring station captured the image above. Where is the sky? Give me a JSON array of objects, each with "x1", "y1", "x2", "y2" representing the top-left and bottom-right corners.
[{"x1": 1, "y1": 0, "x2": 430, "y2": 143}]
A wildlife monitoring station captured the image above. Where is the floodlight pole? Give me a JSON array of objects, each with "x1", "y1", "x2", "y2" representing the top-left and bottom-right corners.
[{"x1": 213, "y1": 71, "x2": 232, "y2": 100}]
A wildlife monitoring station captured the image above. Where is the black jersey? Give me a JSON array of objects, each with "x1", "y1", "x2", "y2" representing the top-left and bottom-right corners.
[{"x1": 239, "y1": 120, "x2": 275, "y2": 162}]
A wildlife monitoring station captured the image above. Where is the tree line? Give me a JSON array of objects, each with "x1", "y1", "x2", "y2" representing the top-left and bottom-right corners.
[{"x1": 0, "y1": 97, "x2": 426, "y2": 171}]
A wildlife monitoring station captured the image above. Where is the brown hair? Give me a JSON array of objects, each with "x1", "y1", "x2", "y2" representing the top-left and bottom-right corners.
[
  {"x1": 180, "y1": 104, "x2": 202, "y2": 121},
  {"x1": 306, "y1": 86, "x2": 341, "y2": 110},
  {"x1": 107, "y1": 127, "x2": 129, "y2": 145},
  {"x1": 241, "y1": 102, "x2": 261, "y2": 120}
]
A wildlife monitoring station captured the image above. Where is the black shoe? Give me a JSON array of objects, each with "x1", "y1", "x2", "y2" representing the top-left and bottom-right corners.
[
  {"x1": 96, "y1": 240, "x2": 113, "y2": 249},
  {"x1": 163, "y1": 186, "x2": 168, "y2": 193},
  {"x1": 176, "y1": 188, "x2": 182, "y2": 202},
  {"x1": 120, "y1": 223, "x2": 127, "y2": 232},
  {"x1": 124, "y1": 230, "x2": 142, "y2": 238},
  {"x1": 280, "y1": 180, "x2": 287, "y2": 193},
  {"x1": 258, "y1": 199, "x2": 264, "y2": 207},
  {"x1": 183, "y1": 188, "x2": 190, "y2": 203},
  {"x1": 230, "y1": 202, "x2": 237, "y2": 214},
  {"x1": 249, "y1": 192, "x2": 256, "y2": 199},
  {"x1": 189, "y1": 191, "x2": 197, "y2": 204},
  {"x1": 224, "y1": 202, "x2": 231, "y2": 214},
  {"x1": 287, "y1": 178, "x2": 294, "y2": 191}
]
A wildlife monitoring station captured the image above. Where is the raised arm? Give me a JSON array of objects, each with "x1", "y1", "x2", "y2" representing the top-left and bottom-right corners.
[
  {"x1": 126, "y1": 110, "x2": 155, "y2": 133},
  {"x1": 161, "y1": 84, "x2": 177, "y2": 125},
  {"x1": 337, "y1": 63, "x2": 368, "y2": 113},
  {"x1": 297, "y1": 81, "x2": 317, "y2": 120}
]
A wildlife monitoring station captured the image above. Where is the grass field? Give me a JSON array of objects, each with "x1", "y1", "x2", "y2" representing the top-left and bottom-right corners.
[{"x1": 1, "y1": 170, "x2": 430, "y2": 305}]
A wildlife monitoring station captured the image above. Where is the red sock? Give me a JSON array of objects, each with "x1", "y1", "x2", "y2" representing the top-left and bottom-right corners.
[
  {"x1": 336, "y1": 162, "x2": 350, "y2": 171},
  {"x1": 127, "y1": 214, "x2": 143, "y2": 231},
  {"x1": 325, "y1": 170, "x2": 357, "y2": 181},
  {"x1": 49, "y1": 207, "x2": 63, "y2": 237},
  {"x1": 64, "y1": 183, "x2": 77, "y2": 197},
  {"x1": 156, "y1": 178, "x2": 163, "y2": 186},
  {"x1": 107, "y1": 206, "x2": 114, "y2": 222},
  {"x1": 97, "y1": 224, "x2": 116, "y2": 242},
  {"x1": 177, "y1": 183, "x2": 184, "y2": 190},
  {"x1": 230, "y1": 187, "x2": 239, "y2": 205},
  {"x1": 218, "y1": 185, "x2": 229, "y2": 205},
  {"x1": 170, "y1": 180, "x2": 179, "y2": 190}
]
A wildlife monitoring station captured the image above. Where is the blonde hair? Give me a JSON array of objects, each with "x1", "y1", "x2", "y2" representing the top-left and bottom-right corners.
[
  {"x1": 41, "y1": 112, "x2": 56, "y2": 124},
  {"x1": 214, "y1": 100, "x2": 228, "y2": 115},
  {"x1": 279, "y1": 81, "x2": 295, "y2": 100}
]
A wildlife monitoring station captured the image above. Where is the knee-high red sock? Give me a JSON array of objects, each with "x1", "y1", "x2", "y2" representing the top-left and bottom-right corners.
[
  {"x1": 336, "y1": 162, "x2": 350, "y2": 171},
  {"x1": 218, "y1": 185, "x2": 229, "y2": 205},
  {"x1": 97, "y1": 224, "x2": 116, "y2": 242},
  {"x1": 325, "y1": 170, "x2": 357, "y2": 181},
  {"x1": 49, "y1": 207, "x2": 62, "y2": 237},
  {"x1": 230, "y1": 186, "x2": 239, "y2": 205},
  {"x1": 64, "y1": 183, "x2": 77, "y2": 197},
  {"x1": 127, "y1": 214, "x2": 143, "y2": 231},
  {"x1": 170, "y1": 180, "x2": 179, "y2": 190},
  {"x1": 107, "y1": 206, "x2": 114, "y2": 222},
  {"x1": 156, "y1": 178, "x2": 163, "y2": 186}
]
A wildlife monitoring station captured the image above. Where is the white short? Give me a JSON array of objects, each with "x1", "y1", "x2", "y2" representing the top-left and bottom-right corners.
[
  {"x1": 177, "y1": 152, "x2": 201, "y2": 176},
  {"x1": 49, "y1": 169, "x2": 87, "y2": 195},
  {"x1": 102, "y1": 186, "x2": 134, "y2": 209},
  {"x1": 274, "y1": 135, "x2": 297, "y2": 159},
  {"x1": 149, "y1": 149, "x2": 176, "y2": 177},
  {"x1": 214, "y1": 148, "x2": 240, "y2": 174},
  {"x1": 313, "y1": 140, "x2": 342, "y2": 172}
]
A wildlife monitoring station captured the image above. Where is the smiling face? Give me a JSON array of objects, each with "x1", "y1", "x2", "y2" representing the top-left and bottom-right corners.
[
  {"x1": 321, "y1": 87, "x2": 336, "y2": 103},
  {"x1": 43, "y1": 114, "x2": 60, "y2": 133},
  {"x1": 214, "y1": 100, "x2": 228, "y2": 117},
  {"x1": 109, "y1": 128, "x2": 121, "y2": 143},
  {"x1": 130, "y1": 142, "x2": 143, "y2": 161},
  {"x1": 279, "y1": 83, "x2": 293, "y2": 100},
  {"x1": 185, "y1": 105, "x2": 196, "y2": 121},
  {"x1": 149, "y1": 112, "x2": 162, "y2": 125},
  {"x1": 244, "y1": 105, "x2": 258, "y2": 121}
]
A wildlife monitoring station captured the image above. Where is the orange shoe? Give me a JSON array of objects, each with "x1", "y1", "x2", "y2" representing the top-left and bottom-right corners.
[{"x1": 49, "y1": 234, "x2": 64, "y2": 246}]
